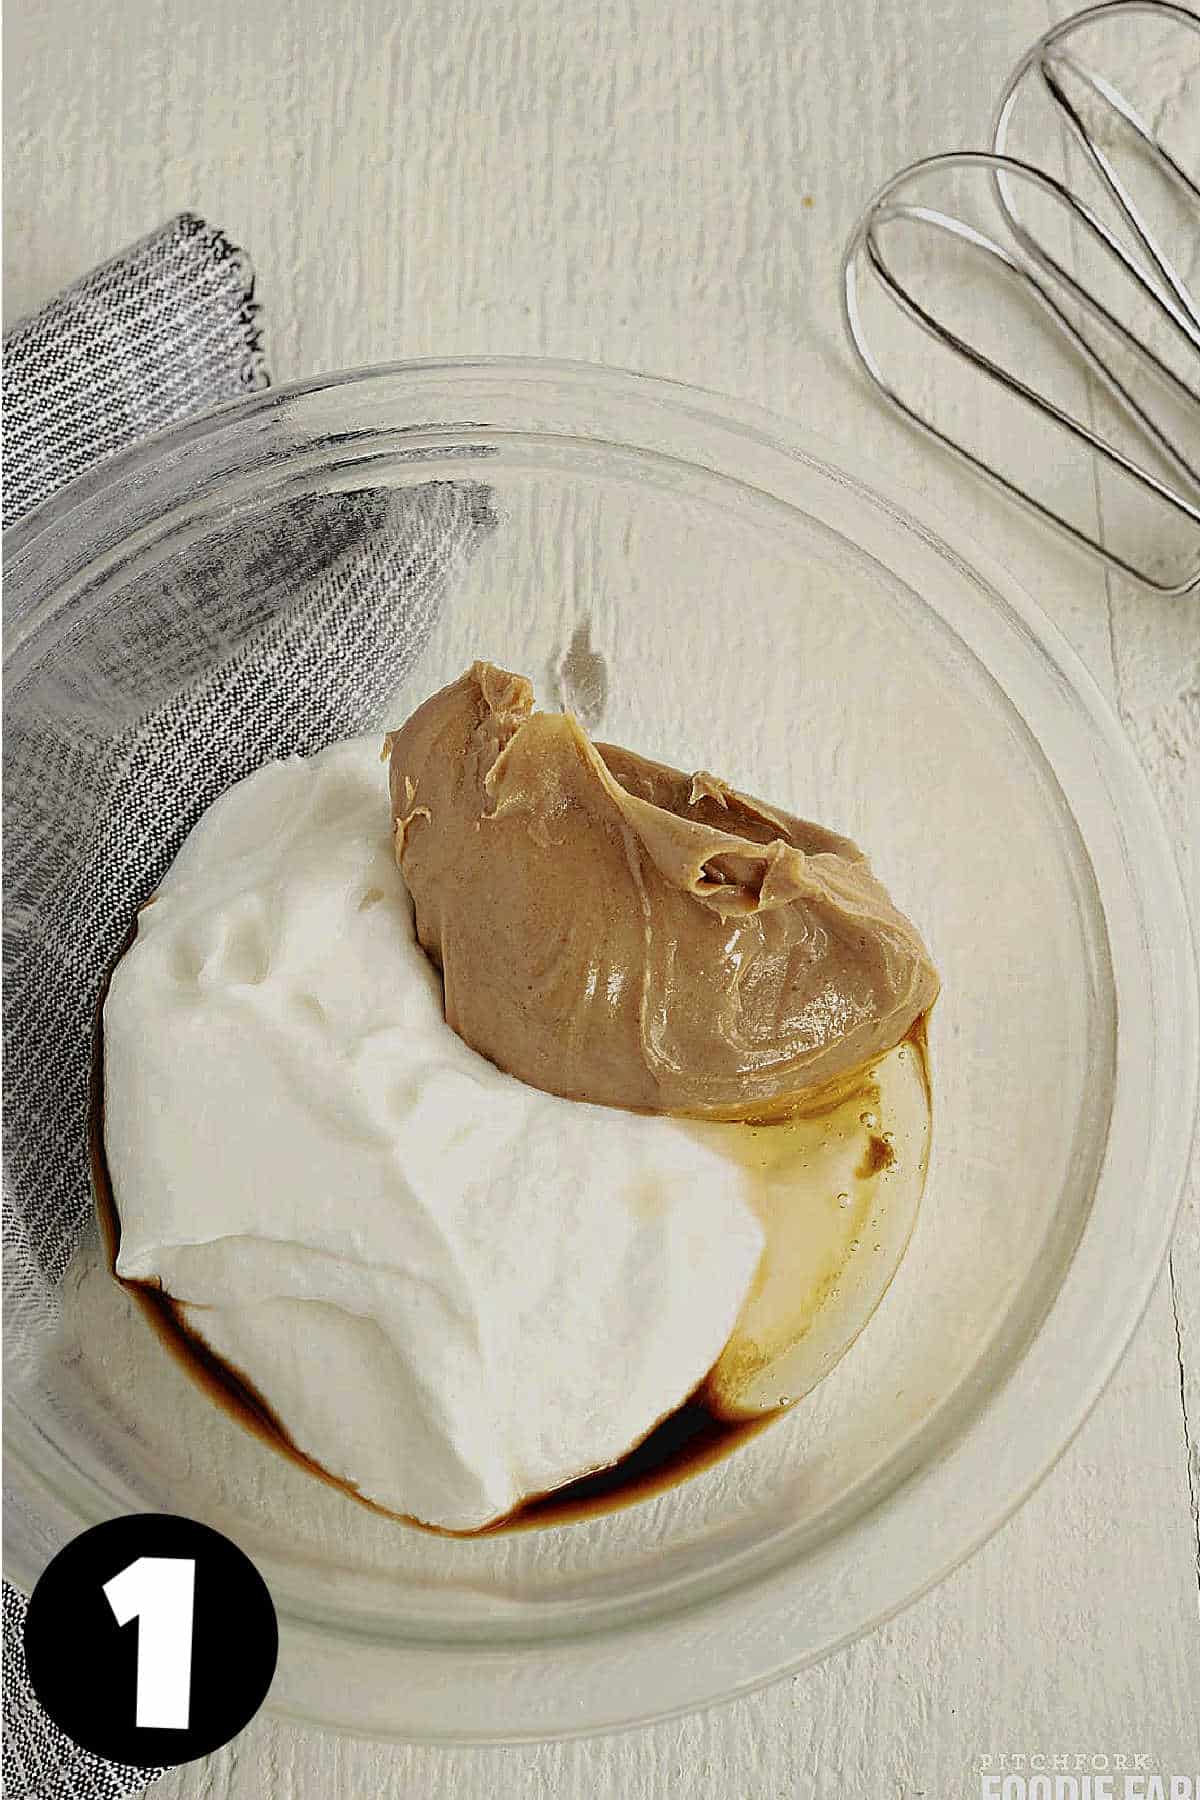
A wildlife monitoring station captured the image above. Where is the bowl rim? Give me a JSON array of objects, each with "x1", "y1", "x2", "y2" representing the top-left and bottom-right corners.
[{"x1": 4, "y1": 356, "x2": 1197, "y2": 1741}]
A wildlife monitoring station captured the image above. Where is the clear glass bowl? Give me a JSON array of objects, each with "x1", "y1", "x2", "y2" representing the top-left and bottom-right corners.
[{"x1": 4, "y1": 359, "x2": 1196, "y2": 1743}]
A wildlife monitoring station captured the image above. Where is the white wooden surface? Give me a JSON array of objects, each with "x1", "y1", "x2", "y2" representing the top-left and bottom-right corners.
[{"x1": 6, "y1": 0, "x2": 1199, "y2": 1792}]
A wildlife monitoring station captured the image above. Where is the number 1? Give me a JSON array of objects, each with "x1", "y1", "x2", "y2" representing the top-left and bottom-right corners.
[{"x1": 103, "y1": 1556, "x2": 196, "y2": 1730}]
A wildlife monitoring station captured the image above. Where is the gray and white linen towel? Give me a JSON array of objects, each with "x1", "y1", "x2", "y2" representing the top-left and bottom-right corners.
[{"x1": 3, "y1": 214, "x2": 492, "y2": 1799}]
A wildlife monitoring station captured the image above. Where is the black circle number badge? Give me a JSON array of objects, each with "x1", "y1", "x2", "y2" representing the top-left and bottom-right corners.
[{"x1": 23, "y1": 1513, "x2": 278, "y2": 1768}]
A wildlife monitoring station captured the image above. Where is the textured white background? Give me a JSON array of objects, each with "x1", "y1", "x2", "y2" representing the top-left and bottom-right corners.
[{"x1": 5, "y1": 0, "x2": 1199, "y2": 1793}]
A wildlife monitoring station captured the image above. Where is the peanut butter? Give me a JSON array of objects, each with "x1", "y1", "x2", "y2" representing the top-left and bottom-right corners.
[{"x1": 386, "y1": 661, "x2": 939, "y2": 1118}]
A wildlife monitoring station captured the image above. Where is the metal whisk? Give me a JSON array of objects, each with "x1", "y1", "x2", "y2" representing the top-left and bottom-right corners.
[{"x1": 842, "y1": 0, "x2": 1200, "y2": 596}]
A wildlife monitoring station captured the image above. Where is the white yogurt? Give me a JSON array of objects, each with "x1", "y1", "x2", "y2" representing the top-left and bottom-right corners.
[{"x1": 104, "y1": 739, "x2": 764, "y2": 1531}]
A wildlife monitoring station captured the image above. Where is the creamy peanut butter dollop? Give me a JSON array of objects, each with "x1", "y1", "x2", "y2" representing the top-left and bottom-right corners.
[{"x1": 387, "y1": 661, "x2": 939, "y2": 1117}]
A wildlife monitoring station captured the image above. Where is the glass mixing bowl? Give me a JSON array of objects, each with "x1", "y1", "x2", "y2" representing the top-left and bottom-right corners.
[{"x1": 4, "y1": 359, "x2": 1196, "y2": 1743}]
